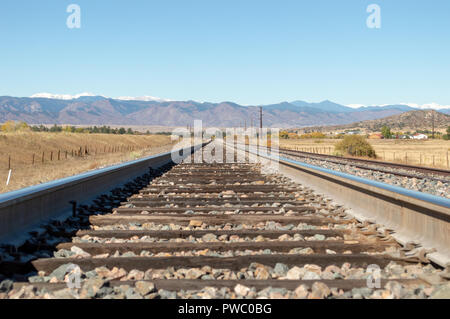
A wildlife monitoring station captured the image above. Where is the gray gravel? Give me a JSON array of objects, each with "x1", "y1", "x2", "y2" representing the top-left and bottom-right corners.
[
  {"x1": 282, "y1": 153, "x2": 450, "y2": 199},
  {"x1": 1, "y1": 145, "x2": 448, "y2": 300},
  {"x1": 71, "y1": 233, "x2": 341, "y2": 244},
  {"x1": 1, "y1": 261, "x2": 448, "y2": 299}
]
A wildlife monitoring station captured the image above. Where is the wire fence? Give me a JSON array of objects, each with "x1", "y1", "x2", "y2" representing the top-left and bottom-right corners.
[
  {"x1": 286, "y1": 146, "x2": 450, "y2": 169},
  {"x1": 3, "y1": 144, "x2": 152, "y2": 170}
]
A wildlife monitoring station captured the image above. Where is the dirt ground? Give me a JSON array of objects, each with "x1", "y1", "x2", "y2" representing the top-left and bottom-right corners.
[{"x1": 0, "y1": 132, "x2": 175, "y2": 193}]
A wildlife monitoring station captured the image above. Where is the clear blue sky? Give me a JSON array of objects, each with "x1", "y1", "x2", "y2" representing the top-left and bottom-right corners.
[{"x1": 0, "y1": 0, "x2": 449, "y2": 106}]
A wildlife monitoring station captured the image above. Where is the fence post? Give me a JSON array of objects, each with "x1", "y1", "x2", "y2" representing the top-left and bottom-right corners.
[
  {"x1": 447, "y1": 152, "x2": 449, "y2": 168},
  {"x1": 8, "y1": 155, "x2": 11, "y2": 170},
  {"x1": 42, "y1": 152, "x2": 45, "y2": 163},
  {"x1": 50, "y1": 151, "x2": 53, "y2": 161},
  {"x1": 32, "y1": 154, "x2": 35, "y2": 165},
  {"x1": 58, "y1": 150, "x2": 61, "y2": 161}
]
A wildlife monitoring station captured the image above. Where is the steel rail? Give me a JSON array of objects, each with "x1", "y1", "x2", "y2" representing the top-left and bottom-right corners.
[
  {"x1": 231, "y1": 142, "x2": 450, "y2": 267},
  {"x1": 0, "y1": 143, "x2": 206, "y2": 245},
  {"x1": 279, "y1": 147, "x2": 450, "y2": 178}
]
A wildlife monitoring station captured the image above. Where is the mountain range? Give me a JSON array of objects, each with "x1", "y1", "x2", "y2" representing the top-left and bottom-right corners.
[{"x1": 0, "y1": 95, "x2": 449, "y2": 128}]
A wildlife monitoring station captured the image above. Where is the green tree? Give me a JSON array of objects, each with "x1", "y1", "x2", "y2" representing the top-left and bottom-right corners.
[
  {"x1": 443, "y1": 126, "x2": 450, "y2": 140},
  {"x1": 381, "y1": 126, "x2": 392, "y2": 139}
]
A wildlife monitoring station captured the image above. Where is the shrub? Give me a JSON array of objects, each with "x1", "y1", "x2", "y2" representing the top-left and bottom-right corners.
[
  {"x1": 300, "y1": 132, "x2": 326, "y2": 139},
  {"x1": 280, "y1": 131, "x2": 289, "y2": 139},
  {"x1": 1, "y1": 121, "x2": 16, "y2": 132},
  {"x1": 334, "y1": 135, "x2": 376, "y2": 158},
  {"x1": 1, "y1": 121, "x2": 30, "y2": 132}
]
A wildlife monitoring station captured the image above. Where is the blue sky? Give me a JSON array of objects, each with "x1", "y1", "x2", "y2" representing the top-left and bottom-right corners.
[{"x1": 0, "y1": 0, "x2": 449, "y2": 106}]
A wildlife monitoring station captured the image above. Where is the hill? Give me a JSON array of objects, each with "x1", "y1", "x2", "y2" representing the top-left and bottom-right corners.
[{"x1": 300, "y1": 110, "x2": 450, "y2": 133}]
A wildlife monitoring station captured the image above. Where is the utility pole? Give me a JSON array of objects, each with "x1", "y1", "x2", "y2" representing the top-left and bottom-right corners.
[
  {"x1": 432, "y1": 110, "x2": 435, "y2": 139},
  {"x1": 259, "y1": 107, "x2": 263, "y2": 131}
]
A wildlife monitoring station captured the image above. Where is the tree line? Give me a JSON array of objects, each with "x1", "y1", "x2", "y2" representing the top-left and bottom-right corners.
[
  {"x1": 382, "y1": 125, "x2": 450, "y2": 140},
  {"x1": 31, "y1": 124, "x2": 137, "y2": 135},
  {"x1": 0, "y1": 121, "x2": 173, "y2": 136}
]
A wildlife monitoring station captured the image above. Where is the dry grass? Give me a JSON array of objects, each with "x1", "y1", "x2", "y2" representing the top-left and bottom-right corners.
[
  {"x1": 0, "y1": 132, "x2": 175, "y2": 194},
  {"x1": 281, "y1": 138, "x2": 450, "y2": 169}
]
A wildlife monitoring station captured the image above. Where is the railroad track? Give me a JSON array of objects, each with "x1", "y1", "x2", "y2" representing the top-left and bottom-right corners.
[
  {"x1": 1, "y1": 143, "x2": 448, "y2": 299},
  {"x1": 278, "y1": 148, "x2": 450, "y2": 182}
]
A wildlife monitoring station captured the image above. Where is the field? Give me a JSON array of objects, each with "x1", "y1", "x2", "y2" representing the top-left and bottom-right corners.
[
  {"x1": 280, "y1": 138, "x2": 450, "y2": 169},
  {"x1": 0, "y1": 132, "x2": 175, "y2": 194}
]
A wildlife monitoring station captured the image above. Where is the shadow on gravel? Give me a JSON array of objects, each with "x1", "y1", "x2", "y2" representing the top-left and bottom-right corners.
[{"x1": 0, "y1": 162, "x2": 177, "y2": 283}]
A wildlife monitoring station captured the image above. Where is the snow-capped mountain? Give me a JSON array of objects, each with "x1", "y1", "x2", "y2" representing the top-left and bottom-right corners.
[
  {"x1": 30, "y1": 93, "x2": 171, "y2": 103},
  {"x1": 115, "y1": 96, "x2": 171, "y2": 102},
  {"x1": 30, "y1": 93, "x2": 101, "y2": 100}
]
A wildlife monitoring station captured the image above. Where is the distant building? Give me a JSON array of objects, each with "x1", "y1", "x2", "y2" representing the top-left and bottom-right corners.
[{"x1": 412, "y1": 133, "x2": 428, "y2": 140}]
